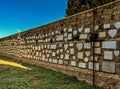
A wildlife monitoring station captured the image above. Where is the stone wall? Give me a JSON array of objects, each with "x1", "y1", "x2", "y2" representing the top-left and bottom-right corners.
[{"x1": 0, "y1": 0, "x2": 120, "y2": 89}]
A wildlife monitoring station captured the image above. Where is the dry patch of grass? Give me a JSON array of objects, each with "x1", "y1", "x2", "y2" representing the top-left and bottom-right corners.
[{"x1": 0, "y1": 59, "x2": 31, "y2": 70}]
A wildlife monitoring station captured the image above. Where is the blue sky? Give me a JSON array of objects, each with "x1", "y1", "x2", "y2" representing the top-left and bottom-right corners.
[{"x1": 0, "y1": 0, "x2": 67, "y2": 38}]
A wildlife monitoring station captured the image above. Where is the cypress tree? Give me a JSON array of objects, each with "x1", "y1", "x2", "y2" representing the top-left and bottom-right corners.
[{"x1": 66, "y1": 0, "x2": 115, "y2": 16}]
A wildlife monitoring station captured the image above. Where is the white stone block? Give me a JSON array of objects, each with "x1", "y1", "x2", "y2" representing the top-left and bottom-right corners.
[
  {"x1": 79, "y1": 62, "x2": 86, "y2": 68},
  {"x1": 94, "y1": 42, "x2": 100, "y2": 47},
  {"x1": 99, "y1": 32, "x2": 106, "y2": 38},
  {"x1": 52, "y1": 32, "x2": 54, "y2": 35},
  {"x1": 78, "y1": 28, "x2": 83, "y2": 33},
  {"x1": 76, "y1": 43, "x2": 83, "y2": 51},
  {"x1": 70, "y1": 48, "x2": 74, "y2": 54},
  {"x1": 115, "y1": 22, "x2": 120, "y2": 29},
  {"x1": 63, "y1": 28, "x2": 67, "y2": 32},
  {"x1": 102, "y1": 61, "x2": 115, "y2": 73},
  {"x1": 85, "y1": 51, "x2": 90, "y2": 57},
  {"x1": 84, "y1": 57, "x2": 89, "y2": 62},
  {"x1": 104, "y1": 51, "x2": 113, "y2": 60},
  {"x1": 50, "y1": 44, "x2": 57, "y2": 49},
  {"x1": 64, "y1": 44, "x2": 68, "y2": 50},
  {"x1": 72, "y1": 56, "x2": 76, "y2": 60},
  {"x1": 64, "y1": 60, "x2": 69, "y2": 65},
  {"x1": 71, "y1": 61, "x2": 76, "y2": 66},
  {"x1": 59, "y1": 44, "x2": 62, "y2": 47},
  {"x1": 52, "y1": 52, "x2": 56, "y2": 56},
  {"x1": 68, "y1": 33, "x2": 72, "y2": 40},
  {"x1": 102, "y1": 41, "x2": 116, "y2": 49},
  {"x1": 49, "y1": 58, "x2": 52, "y2": 62},
  {"x1": 88, "y1": 62, "x2": 99, "y2": 71},
  {"x1": 79, "y1": 34, "x2": 88, "y2": 39},
  {"x1": 84, "y1": 28, "x2": 90, "y2": 33},
  {"x1": 78, "y1": 52, "x2": 83, "y2": 59},
  {"x1": 59, "y1": 49, "x2": 63, "y2": 53},
  {"x1": 94, "y1": 48, "x2": 101, "y2": 54},
  {"x1": 84, "y1": 43, "x2": 91, "y2": 49},
  {"x1": 56, "y1": 35, "x2": 64, "y2": 41},
  {"x1": 64, "y1": 38, "x2": 68, "y2": 42},
  {"x1": 65, "y1": 54, "x2": 69, "y2": 60},
  {"x1": 69, "y1": 43, "x2": 74, "y2": 47},
  {"x1": 66, "y1": 50, "x2": 69, "y2": 54},
  {"x1": 104, "y1": 23, "x2": 110, "y2": 29},
  {"x1": 53, "y1": 59, "x2": 57, "y2": 64},
  {"x1": 60, "y1": 54, "x2": 64, "y2": 59},
  {"x1": 64, "y1": 33, "x2": 67, "y2": 37},
  {"x1": 58, "y1": 60, "x2": 63, "y2": 64},
  {"x1": 108, "y1": 29, "x2": 117, "y2": 38},
  {"x1": 95, "y1": 25, "x2": 99, "y2": 31},
  {"x1": 114, "y1": 50, "x2": 120, "y2": 56},
  {"x1": 68, "y1": 28, "x2": 72, "y2": 32},
  {"x1": 73, "y1": 30, "x2": 78, "y2": 35}
]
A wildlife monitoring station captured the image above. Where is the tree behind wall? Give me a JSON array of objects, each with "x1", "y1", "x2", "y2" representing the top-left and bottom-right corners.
[{"x1": 66, "y1": 0, "x2": 115, "y2": 16}]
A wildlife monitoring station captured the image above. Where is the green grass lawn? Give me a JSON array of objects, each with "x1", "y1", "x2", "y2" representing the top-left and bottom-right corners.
[{"x1": 0, "y1": 54, "x2": 102, "y2": 89}]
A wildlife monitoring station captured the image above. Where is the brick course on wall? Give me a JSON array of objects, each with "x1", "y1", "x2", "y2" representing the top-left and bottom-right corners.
[{"x1": 0, "y1": 0, "x2": 120, "y2": 89}]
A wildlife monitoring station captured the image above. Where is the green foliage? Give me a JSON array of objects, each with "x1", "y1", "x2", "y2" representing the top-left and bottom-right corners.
[
  {"x1": 66, "y1": 0, "x2": 115, "y2": 16},
  {"x1": 0, "y1": 54, "x2": 102, "y2": 89}
]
